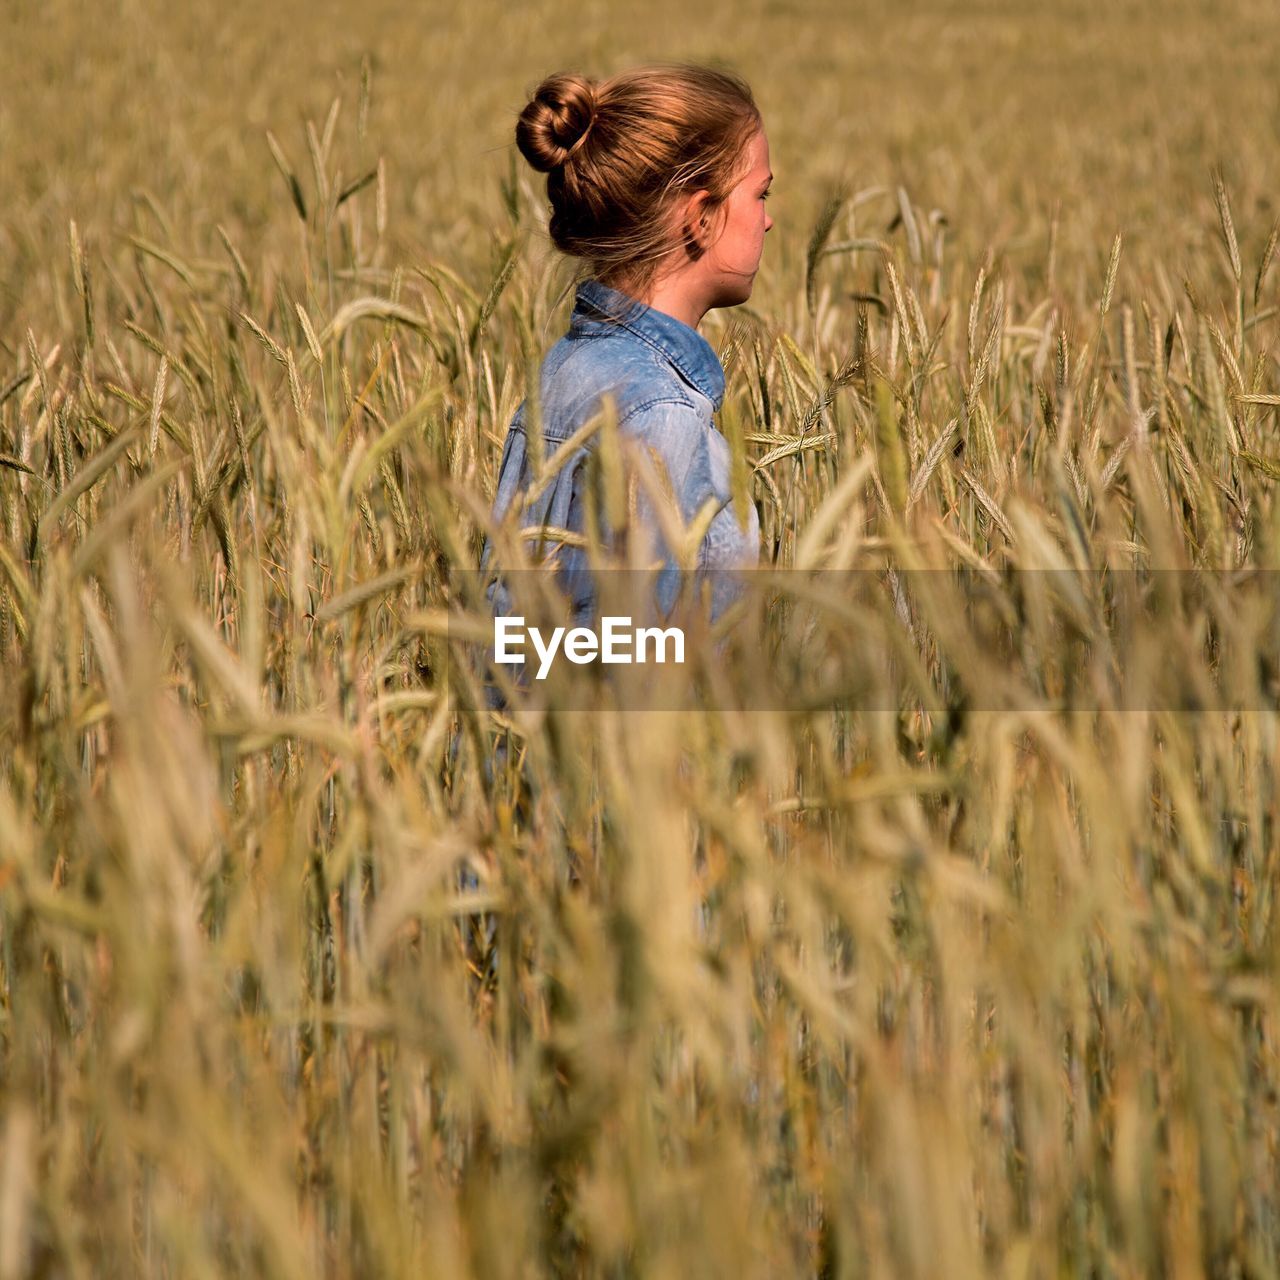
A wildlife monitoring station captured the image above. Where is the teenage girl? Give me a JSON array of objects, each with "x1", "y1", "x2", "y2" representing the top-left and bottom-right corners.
[{"x1": 483, "y1": 63, "x2": 773, "y2": 646}]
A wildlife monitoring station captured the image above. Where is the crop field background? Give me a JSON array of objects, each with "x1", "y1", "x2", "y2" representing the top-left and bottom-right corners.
[{"x1": 4, "y1": 0, "x2": 1280, "y2": 1275}]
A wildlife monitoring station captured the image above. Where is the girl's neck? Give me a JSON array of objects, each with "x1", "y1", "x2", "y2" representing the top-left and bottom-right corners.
[{"x1": 604, "y1": 271, "x2": 709, "y2": 333}]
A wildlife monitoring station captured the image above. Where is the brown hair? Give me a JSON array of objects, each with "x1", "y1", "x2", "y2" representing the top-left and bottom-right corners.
[{"x1": 515, "y1": 63, "x2": 762, "y2": 299}]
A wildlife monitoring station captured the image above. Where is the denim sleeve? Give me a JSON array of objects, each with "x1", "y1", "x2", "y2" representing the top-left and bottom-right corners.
[
  {"x1": 616, "y1": 398, "x2": 720, "y2": 556},
  {"x1": 614, "y1": 397, "x2": 761, "y2": 624}
]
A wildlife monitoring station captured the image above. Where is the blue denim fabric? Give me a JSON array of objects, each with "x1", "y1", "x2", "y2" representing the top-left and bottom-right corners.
[
  {"x1": 474, "y1": 278, "x2": 761, "y2": 716},
  {"x1": 482, "y1": 277, "x2": 759, "y2": 598}
]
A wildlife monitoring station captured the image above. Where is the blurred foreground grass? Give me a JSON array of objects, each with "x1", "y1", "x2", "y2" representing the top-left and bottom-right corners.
[{"x1": 4, "y1": 1, "x2": 1280, "y2": 1276}]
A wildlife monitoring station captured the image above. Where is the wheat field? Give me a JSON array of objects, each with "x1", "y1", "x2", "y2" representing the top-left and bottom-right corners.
[{"x1": 4, "y1": 1, "x2": 1280, "y2": 1276}]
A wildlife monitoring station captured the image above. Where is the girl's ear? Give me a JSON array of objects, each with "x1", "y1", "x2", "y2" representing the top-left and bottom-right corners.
[{"x1": 682, "y1": 188, "x2": 715, "y2": 249}]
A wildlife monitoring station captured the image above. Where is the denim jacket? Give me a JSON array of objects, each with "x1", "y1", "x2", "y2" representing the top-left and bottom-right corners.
[{"x1": 483, "y1": 277, "x2": 759, "y2": 618}]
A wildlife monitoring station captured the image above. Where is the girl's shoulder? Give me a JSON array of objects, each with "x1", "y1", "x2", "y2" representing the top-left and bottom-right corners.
[{"x1": 530, "y1": 328, "x2": 709, "y2": 444}]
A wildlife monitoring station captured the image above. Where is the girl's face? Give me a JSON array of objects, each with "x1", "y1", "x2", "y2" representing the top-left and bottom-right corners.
[{"x1": 702, "y1": 127, "x2": 774, "y2": 304}]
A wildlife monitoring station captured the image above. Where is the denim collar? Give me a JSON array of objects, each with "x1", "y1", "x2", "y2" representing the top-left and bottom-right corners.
[{"x1": 570, "y1": 277, "x2": 726, "y2": 411}]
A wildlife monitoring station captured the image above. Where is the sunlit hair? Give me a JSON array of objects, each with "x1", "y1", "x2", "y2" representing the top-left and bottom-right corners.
[{"x1": 515, "y1": 63, "x2": 762, "y2": 300}]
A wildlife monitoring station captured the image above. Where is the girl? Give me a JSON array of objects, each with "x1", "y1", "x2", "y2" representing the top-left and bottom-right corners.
[{"x1": 481, "y1": 63, "x2": 772, "y2": 669}]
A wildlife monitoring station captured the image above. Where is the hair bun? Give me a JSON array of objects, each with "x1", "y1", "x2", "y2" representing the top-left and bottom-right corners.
[{"x1": 516, "y1": 73, "x2": 600, "y2": 173}]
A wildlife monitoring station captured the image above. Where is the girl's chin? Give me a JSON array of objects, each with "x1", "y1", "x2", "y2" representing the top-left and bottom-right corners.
[{"x1": 707, "y1": 272, "x2": 758, "y2": 310}]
